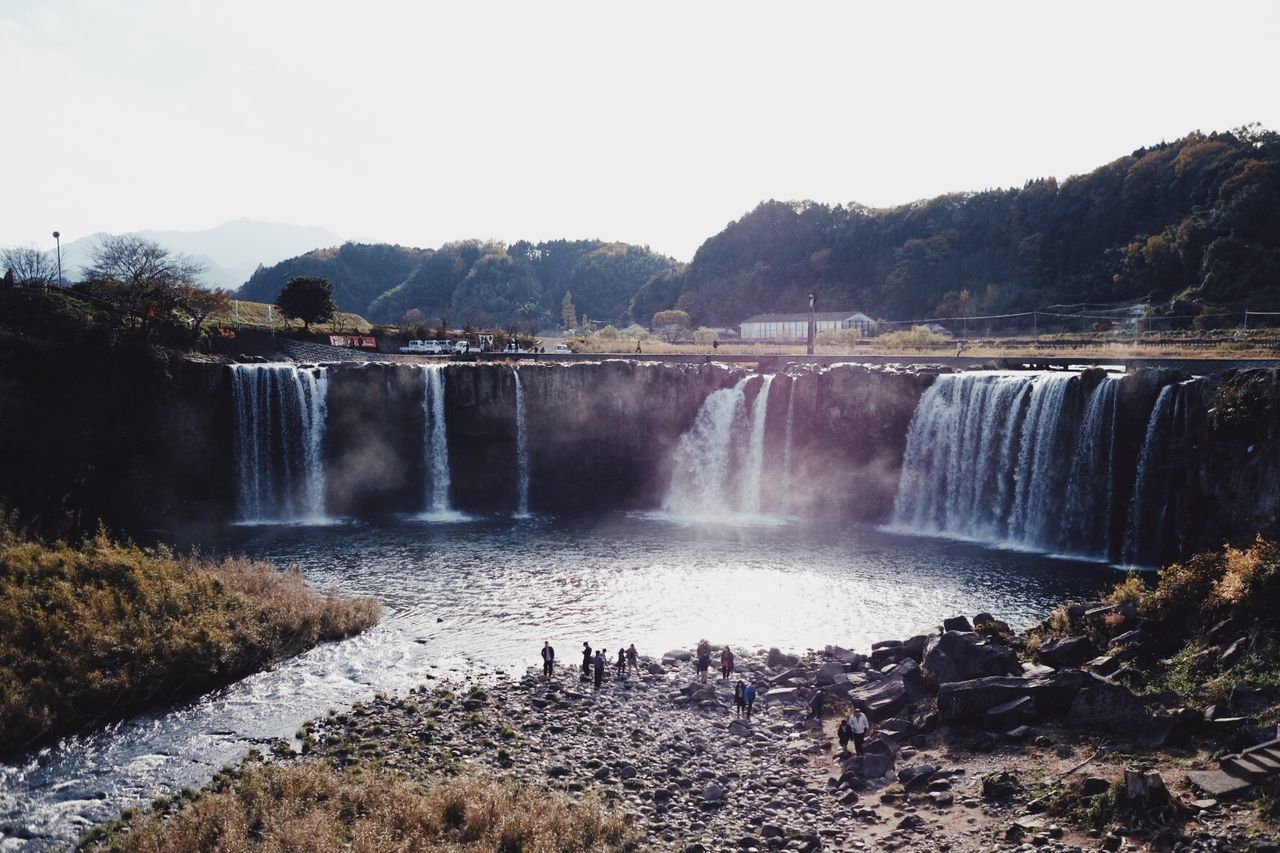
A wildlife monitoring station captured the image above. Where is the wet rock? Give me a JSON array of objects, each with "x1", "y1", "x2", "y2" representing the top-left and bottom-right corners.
[
  {"x1": 942, "y1": 615, "x2": 973, "y2": 632},
  {"x1": 923, "y1": 630, "x2": 1019, "y2": 685},
  {"x1": 1036, "y1": 635, "x2": 1098, "y2": 669}
]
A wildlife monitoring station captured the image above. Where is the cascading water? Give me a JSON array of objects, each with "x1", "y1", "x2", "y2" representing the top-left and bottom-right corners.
[
  {"x1": 513, "y1": 368, "x2": 530, "y2": 518},
  {"x1": 893, "y1": 371, "x2": 1099, "y2": 555},
  {"x1": 230, "y1": 363, "x2": 330, "y2": 523},
  {"x1": 420, "y1": 364, "x2": 454, "y2": 516},
  {"x1": 1060, "y1": 377, "x2": 1120, "y2": 557},
  {"x1": 664, "y1": 376, "x2": 784, "y2": 520},
  {"x1": 782, "y1": 377, "x2": 797, "y2": 489},
  {"x1": 663, "y1": 378, "x2": 750, "y2": 517},
  {"x1": 739, "y1": 375, "x2": 774, "y2": 514},
  {"x1": 1122, "y1": 381, "x2": 1195, "y2": 566}
]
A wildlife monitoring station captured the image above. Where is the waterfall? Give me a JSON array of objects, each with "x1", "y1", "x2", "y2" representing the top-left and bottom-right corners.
[
  {"x1": 1061, "y1": 377, "x2": 1120, "y2": 557},
  {"x1": 513, "y1": 368, "x2": 530, "y2": 518},
  {"x1": 420, "y1": 364, "x2": 453, "y2": 515},
  {"x1": 230, "y1": 363, "x2": 330, "y2": 523},
  {"x1": 663, "y1": 377, "x2": 750, "y2": 517},
  {"x1": 739, "y1": 375, "x2": 774, "y2": 514},
  {"x1": 1122, "y1": 381, "x2": 1195, "y2": 566},
  {"x1": 782, "y1": 378, "x2": 797, "y2": 489},
  {"x1": 893, "y1": 371, "x2": 1099, "y2": 554}
]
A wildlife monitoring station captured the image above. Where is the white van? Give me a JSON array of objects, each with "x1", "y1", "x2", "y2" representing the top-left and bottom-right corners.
[
  {"x1": 400, "y1": 340, "x2": 447, "y2": 354},
  {"x1": 554, "y1": 343, "x2": 572, "y2": 354}
]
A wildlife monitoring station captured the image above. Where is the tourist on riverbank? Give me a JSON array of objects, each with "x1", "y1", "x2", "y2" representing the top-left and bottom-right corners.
[
  {"x1": 847, "y1": 704, "x2": 870, "y2": 756},
  {"x1": 593, "y1": 650, "x2": 605, "y2": 689},
  {"x1": 805, "y1": 689, "x2": 825, "y2": 721},
  {"x1": 581, "y1": 642, "x2": 592, "y2": 680},
  {"x1": 626, "y1": 643, "x2": 638, "y2": 674},
  {"x1": 696, "y1": 639, "x2": 711, "y2": 683},
  {"x1": 743, "y1": 681, "x2": 757, "y2": 719},
  {"x1": 734, "y1": 679, "x2": 746, "y2": 717},
  {"x1": 615, "y1": 648, "x2": 626, "y2": 679},
  {"x1": 837, "y1": 719, "x2": 852, "y2": 755},
  {"x1": 541, "y1": 640, "x2": 555, "y2": 681},
  {"x1": 720, "y1": 645, "x2": 734, "y2": 680}
]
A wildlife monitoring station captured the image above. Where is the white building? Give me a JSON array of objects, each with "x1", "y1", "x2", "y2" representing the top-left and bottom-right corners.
[{"x1": 739, "y1": 311, "x2": 877, "y2": 341}]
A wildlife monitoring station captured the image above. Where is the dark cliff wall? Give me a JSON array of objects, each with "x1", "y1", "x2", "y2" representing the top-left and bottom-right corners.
[{"x1": 0, "y1": 339, "x2": 232, "y2": 536}]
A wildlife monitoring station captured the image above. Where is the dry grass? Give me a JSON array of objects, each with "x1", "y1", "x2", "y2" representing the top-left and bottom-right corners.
[
  {"x1": 0, "y1": 525, "x2": 380, "y2": 758},
  {"x1": 211, "y1": 300, "x2": 374, "y2": 334},
  {"x1": 83, "y1": 759, "x2": 632, "y2": 852}
]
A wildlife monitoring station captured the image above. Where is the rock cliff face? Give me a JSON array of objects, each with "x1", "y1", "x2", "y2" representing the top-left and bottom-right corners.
[{"x1": 1, "y1": 344, "x2": 1276, "y2": 564}]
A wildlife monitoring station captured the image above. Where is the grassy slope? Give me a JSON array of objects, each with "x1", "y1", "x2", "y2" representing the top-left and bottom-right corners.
[
  {"x1": 0, "y1": 525, "x2": 381, "y2": 759},
  {"x1": 212, "y1": 300, "x2": 374, "y2": 334}
]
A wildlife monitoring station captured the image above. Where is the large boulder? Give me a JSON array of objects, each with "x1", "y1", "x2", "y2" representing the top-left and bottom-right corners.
[
  {"x1": 938, "y1": 670, "x2": 1084, "y2": 723},
  {"x1": 767, "y1": 647, "x2": 799, "y2": 668},
  {"x1": 843, "y1": 752, "x2": 894, "y2": 779},
  {"x1": 923, "y1": 630, "x2": 1020, "y2": 685},
  {"x1": 869, "y1": 635, "x2": 929, "y2": 669},
  {"x1": 814, "y1": 660, "x2": 850, "y2": 686},
  {"x1": 848, "y1": 674, "x2": 908, "y2": 721},
  {"x1": 1036, "y1": 635, "x2": 1099, "y2": 669},
  {"x1": 1067, "y1": 676, "x2": 1150, "y2": 734}
]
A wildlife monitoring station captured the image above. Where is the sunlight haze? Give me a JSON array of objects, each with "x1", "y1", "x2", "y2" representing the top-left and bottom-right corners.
[{"x1": 2, "y1": 0, "x2": 1277, "y2": 261}]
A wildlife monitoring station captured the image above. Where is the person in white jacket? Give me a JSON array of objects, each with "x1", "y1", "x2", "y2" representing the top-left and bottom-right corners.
[{"x1": 847, "y1": 705, "x2": 870, "y2": 756}]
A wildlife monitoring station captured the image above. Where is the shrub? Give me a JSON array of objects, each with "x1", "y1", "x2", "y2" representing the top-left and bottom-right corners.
[
  {"x1": 872, "y1": 326, "x2": 950, "y2": 350},
  {"x1": 0, "y1": 526, "x2": 380, "y2": 758}
]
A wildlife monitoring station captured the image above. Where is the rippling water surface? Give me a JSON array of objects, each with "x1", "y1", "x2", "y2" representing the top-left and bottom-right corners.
[{"x1": 0, "y1": 513, "x2": 1116, "y2": 847}]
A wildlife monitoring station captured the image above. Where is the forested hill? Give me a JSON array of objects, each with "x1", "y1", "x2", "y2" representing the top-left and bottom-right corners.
[
  {"x1": 236, "y1": 239, "x2": 679, "y2": 329},
  {"x1": 237, "y1": 128, "x2": 1279, "y2": 330},
  {"x1": 633, "y1": 127, "x2": 1280, "y2": 327}
]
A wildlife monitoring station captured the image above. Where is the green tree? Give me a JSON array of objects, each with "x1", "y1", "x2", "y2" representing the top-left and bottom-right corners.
[
  {"x1": 276, "y1": 276, "x2": 337, "y2": 330},
  {"x1": 561, "y1": 291, "x2": 576, "y2": 330}
]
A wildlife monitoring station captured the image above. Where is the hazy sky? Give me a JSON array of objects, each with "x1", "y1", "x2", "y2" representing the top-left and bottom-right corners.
[{"x1": 3, "y1": 0, "x2": 1278, "y2": 261}]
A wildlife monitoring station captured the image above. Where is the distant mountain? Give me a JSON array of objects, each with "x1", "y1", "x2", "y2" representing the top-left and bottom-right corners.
[
  {"x1": 238, "y1": 239, "x2": 681, "y2": 330},
  {"x1": 58, "y1": 219, "x2": 343, "y2": 289}
]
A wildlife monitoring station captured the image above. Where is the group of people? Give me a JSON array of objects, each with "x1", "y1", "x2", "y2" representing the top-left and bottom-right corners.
[
  {"x1": 538, "y1": 640, "x2": 639, "y2": 689},
  {"x1": 538, "y1": 639, "x2": 873, "y2": 756},
  {"x1": 694, "y1": 639, "x2": 737, "y2": 683}
]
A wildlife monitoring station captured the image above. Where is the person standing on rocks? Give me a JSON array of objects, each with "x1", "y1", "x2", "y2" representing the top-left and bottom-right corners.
[
  {"x1": 734, "y1": 679, "x2": 746, "y2": 717},
  {"x1": 581, "y1": 642, "x2": 592, "y2": 681},
  {"x1": 720, "y1": 645, "x2": 734, "y2": 680},
  {"x1": 615, "y1": 647, "x2": 626, "y2": 679},
  {"x1": 593, "y1": 649, "x2": 605, "y2": 689},
  {"x1": 743, "y1": 681, "x2": 757, "y2": 720},
  {"x1": 696, "y1": 639, "x2": 711, "y2": 683},
  {"x1": 626, "y1": 643, "x2": 638, "y2": 674},
  {"x1": 541, "y1": 640, "x2": 555, "y2": 681},
  {"x1": 847, "y1": 704, "x2": 870, "y2": 756},
  {"x1": 804, "y1": 689, "x2": 825, "y2": 722},
  {"x1": 837, "y1": 719, "x2": 852, "y2": 755}
]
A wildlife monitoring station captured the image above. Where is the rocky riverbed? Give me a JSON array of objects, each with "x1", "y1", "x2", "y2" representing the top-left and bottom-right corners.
[{"x1": 268, "y1": 610, "x2": 1280, "y2": 853}]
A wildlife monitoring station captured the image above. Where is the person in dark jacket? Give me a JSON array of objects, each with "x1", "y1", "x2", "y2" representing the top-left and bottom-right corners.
[
  {"x1": 743, "y1": 682, "x2": 757, "y2": 719},
  {"x1": 541, "y1": 640, "x2": 555, "y2": 681},
  {"x1": 720, "y1": 645, "x2": 735, "y2": 680},
  {"x1": 626, "y1": 643, "x2": 638, "y2": 674},
  {"x1": 581, "y1": 642, "x2": 592, "y2": 680},
  {"x1": 593, "y1": 649, "x2": 606, "y2": 689},
  {"x1": 615, "y1": 648, "x2": 626, "y2": 679}
]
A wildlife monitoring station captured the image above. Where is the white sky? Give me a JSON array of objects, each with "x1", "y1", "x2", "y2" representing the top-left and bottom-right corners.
[{"x1": 2, "y1": 0, "x2": 1277, "y2": 261}]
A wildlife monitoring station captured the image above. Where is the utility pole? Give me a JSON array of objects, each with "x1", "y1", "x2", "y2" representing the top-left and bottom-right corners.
[
  {"x1": 807, "y1": 292, "x2": 816, "y2": 356},
  {"x1": 51, "y1": 230, "x2": 62, "y2": 290}
]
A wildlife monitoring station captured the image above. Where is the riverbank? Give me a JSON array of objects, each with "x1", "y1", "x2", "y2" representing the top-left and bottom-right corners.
[
  {"x1": 80, "y1": 542, "x2": 1280, "y2": 851},
  {"x1": 0, "y1": 525, "x2": 381, "y2": 760}
]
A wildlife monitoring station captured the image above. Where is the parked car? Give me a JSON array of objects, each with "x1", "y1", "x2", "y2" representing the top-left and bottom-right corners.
[
  {"x1": 399, "y1": 340, "x2": 448, "y2": 354},
  {"x1": 554, "y1": 343, "x2": 573, "y2": 354}
]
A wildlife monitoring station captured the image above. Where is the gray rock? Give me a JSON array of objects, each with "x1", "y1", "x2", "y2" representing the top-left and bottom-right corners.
[
  {"x1": 767, "y1": 647, "x2": 799, "y2": 668},
  {"x1": 847, "y1": 674, "x2": 907, "y2": 721},
  {"x1": 700, "y1": 782, "x2": 726, "y2": 804},
  {"x1": 983, "y1": 696, "x2": 1037, "y2": 731},
  {"x1": 923, "y1": 630, "x2": 1019, "y2": 685},
  {"x1": 1036, "y1": 635, "x2": 1099, "y2": 669},
  {"x1": 843, "y1": 752, "x2": 894, "y2": 778},
  {"x1": 943, "y1": 615, "x2": 974, "y2": 632},
  {"x1": 1066, "y1": 677, "x2": 1149, "y2": 734},
  {"x1": 937, "y1": 669, "x2": 1084, "y2": 722}
]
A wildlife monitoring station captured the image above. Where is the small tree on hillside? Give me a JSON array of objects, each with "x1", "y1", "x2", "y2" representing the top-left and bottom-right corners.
[
  {"x1": 83, "y1": 235, "x2": 206, "y2": 339},
  {"x1": 561, "y1": 291, "x2": 576, "y2": 330},
  {"x1": 276, "y1": 276, "x2": 336, "y2": 330},
  {"x1": 1, "y1": 246, "x2": 59, "y2": 288}
]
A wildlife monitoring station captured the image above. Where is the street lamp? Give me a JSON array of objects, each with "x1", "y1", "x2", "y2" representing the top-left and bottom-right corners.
[
  {"x1": 51, "y1": 230, "x2": 62, "y2": 289},
  {"x1": 806, "y1": 292, "x2": 816, "y2": 356}
]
